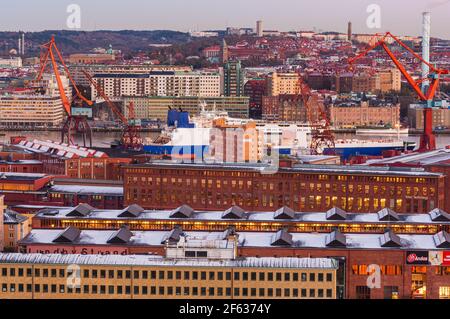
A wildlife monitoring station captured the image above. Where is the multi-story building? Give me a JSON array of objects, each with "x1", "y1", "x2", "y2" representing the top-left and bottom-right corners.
[
  {"x1": 123, "y1": 161, "x2": 444, "y2": 213},
  {"x1": 412, "y1": 106, "x2": 450, "y2": 130},
  {"x1": 267, "y1": 72, "x2": 301, "y2": 96},
  {"x1": 0, "y1": 74, "x2": 70, "y2": 128},
  {"x1": 243, "y1": 78, "x2": 266, "y2": 118},
  {"x1": 69, "y1": 64, "x2": 193, "y2": 87},
  {"x1": 11, "y1": 139, "x2": 131, "y2": 180},
  {"x1": 68, "y1": 53, "x2": 115, "y2": 65},
  {"x1": 2, "y1": 209, "x2": 29, "y2": 252},
  {"x1": 330, "y1": 100, "x2": 400, "y2": 128},
  {"x1": 223, "y1": 61, "x2": 244, "y2": 97},
  {"x1": 18, "y1": 204, "x2": 450, "y2": 299},
  {"x1": 122, "y1": 96, "x2": 249, "y2": 121},
  {"x1": 210, "y1": 120, "x2": 259, "y2": 163},
  {"x1": 0, "y1": 57, "x2": 22, "y2": 68},
  {"x1": 262, "y1": 95, "x2": 307, "y2": 121},
  {"x1": 0, "y1": 252, "x2": 338, "y2": 299},
  {"x1": 0, "y1": 95, "x2": 65, "y2": 128},
  {"x1": 91, "y1": 71, "x2": 221, "y2": 100}
]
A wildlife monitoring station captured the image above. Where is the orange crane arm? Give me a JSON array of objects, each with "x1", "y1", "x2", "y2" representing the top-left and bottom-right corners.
[
  {"x1": 348, "y1": 32, "x2": 450, "y2": 101},
  {"x1": 48, "y1": 44, "x2": 72, "y2": 115},
  {"x1": 82, "y1": 70, "x2": 128, "y2": 124}
]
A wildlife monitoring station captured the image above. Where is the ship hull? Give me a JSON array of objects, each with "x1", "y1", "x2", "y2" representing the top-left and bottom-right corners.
[{"x1": 325, "y1": 144, "x2": 416, "y2": 159}]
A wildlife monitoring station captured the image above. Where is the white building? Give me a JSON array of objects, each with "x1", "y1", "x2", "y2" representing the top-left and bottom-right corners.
[
  {"x1": 91, "y1": 71, "x2": 221, "y2": 100},
  {"x1": 0, "y1": 57, "x2": 22, "y2": 68}
]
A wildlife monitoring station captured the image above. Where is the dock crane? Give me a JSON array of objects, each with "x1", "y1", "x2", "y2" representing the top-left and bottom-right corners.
[
  {"x1": 36, "y1": 36, "x2": 94, "y2": 147},
  {"x1": 348, "y1": 32, "x2": 449, "y2": 152},
  {"x1": 82, "y1": 70, "x2": 143, "y2": 151},
  {"x1": 296, "y1": 74, "x2": 335, "y2": 155}
]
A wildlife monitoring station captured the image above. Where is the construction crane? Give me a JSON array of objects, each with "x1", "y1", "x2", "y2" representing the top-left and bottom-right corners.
[
  {"x1": 297, "y1": 73, "x2": 335, "y2": 155},
  {"x1": 82, "y1": 70, "x2": 143, "y2": 151},
  {"x1": 36, "y1": 36, "x2": 94, "y2": 147},
  {"x1": 348, "y1": 32, "x2": 449, "y2": 152}
]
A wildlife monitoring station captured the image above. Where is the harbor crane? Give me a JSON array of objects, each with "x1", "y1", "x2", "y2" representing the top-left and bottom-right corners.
[
  {"x1": 297, "y1": 74, "x2": 335, "y2": 155},
  {"x1": 348, "y1": 32, "x2": 449, "y2": 152},
  {"x1": 82, "y1": 70, "x2": 143, "y2": 151},
  {"x1": 36, "y1": 36, "x2": 94, "y2": 147}
]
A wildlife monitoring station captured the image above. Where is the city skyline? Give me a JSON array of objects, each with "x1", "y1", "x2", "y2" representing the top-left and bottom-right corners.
[{"x1": 2, "y1": 0, "x2": 450, "y2": 39}]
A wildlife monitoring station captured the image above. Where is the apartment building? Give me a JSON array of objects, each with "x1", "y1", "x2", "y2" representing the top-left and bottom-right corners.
[
  {"x1": 91, "y1": 71, "x2": 221, "y2": 100},
  {"x1": 330, "y1": 100, "x2": 400, "y2": 128},
  {"x1": 267, "y1": 72, "x2": 301, "y2": 96}
]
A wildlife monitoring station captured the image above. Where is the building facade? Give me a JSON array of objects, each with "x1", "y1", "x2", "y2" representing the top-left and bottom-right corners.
[
  {"x1": 223, "y1": 61, "x2": 244, "y2": 97},
  {"x1": 267, "y1": 72, "x2": 301, "y2": 96},
  {"x1": 330, "y1": 101, "x2": 400, "y2": 128},
  {"x1": 123, "y1": 162, "x2": 444, "y2": 213},
  {"x1": 0, "y1": 253, "x2": 337, "y2": 299},
  {"x1": 122, "y1": 96, "x2": 249, "y2": 121},
  {"x1": 91, "y1": 71, "x2": 221, "y2": 100}
]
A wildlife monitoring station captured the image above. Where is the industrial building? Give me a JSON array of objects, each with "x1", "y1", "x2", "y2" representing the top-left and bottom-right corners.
[
  {"x1": 123, "y1": 161, "x2": 444, "y2": 213},
  {"x1": 0, "y1": 251, "x2": 338, "y2": 299}
]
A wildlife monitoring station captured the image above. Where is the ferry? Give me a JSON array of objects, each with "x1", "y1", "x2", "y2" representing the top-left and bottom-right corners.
[
  {"x1": 356, "y1": 127, "x2": 409, "y2": 136},
  {"x1": 143, "y1": 107, "x2": 416, "y2": 159}
]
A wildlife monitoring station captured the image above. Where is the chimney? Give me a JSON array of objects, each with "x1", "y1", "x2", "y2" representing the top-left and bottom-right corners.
[
  {"x1": 21, "y1": 33, "x2": 25, "y2": 56},
  {"x1": 421, "y1": 12, "x2": 431, "y2": 93},
  {"x1": 347, "y1": 21, "x2": 352, "y2": 42},
  {"x1": 18, "y1": 36, "x2": 22, "y2": 55}
]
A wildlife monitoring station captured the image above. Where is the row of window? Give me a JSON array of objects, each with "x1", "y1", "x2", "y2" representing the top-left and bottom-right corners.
[
  {"x1": 0, "y1": 268, "x2": 332, "y2": 283},
  {"x1": 1, "y1": 283, "x2": 333, "y2": 298}
]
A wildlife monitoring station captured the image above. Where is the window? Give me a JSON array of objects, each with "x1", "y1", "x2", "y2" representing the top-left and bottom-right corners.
[
  {"x1": 268, "y1": 288, "x2": 273, "y2": 297},
  {"x1": 125, "y1": 286, "x2": 131, "y2": 295},
  {"x1": 151, "y1": 271, "x2": 156, "y2": 279},
  {"x1": 142, "y1": 271, "x2": 148, "y2": 279},
  {"x1": 284, "y1": 273, "x2": 290, "y2": 281},
  {"x1": 201, "y1": 272, "x2": 206, "y2": 280},
  {"x1": 309, "y1": 289, "x2": 315, "y2": 298},
  {"x1": 276, "y1": 272, "x2": 282, "y2": 281},
  {"x1": 109, "y1": 270, "x2": 115, "y2": 279},
  {"x1": 18, "y1": 268, "x2": 24, "y2": 277},
  {"x1": 284, "y1": 288, "x2": 290, "y2": 297},
  {"x1": 159, "y1": 271, "x2": 165, "y2": 279},
  {"x1": 125, "y1": 271, "x2": 131, "y2": 279},
  {"x1": 51, "y1": 269, "x2": 57, "y2": 277},
  {"x1": 318, "y1": 289, "x2": 324, "y2": 298},
  {"x1": 117, "y1": 286, "x2": 123, "y2": 294},
  {"x1": 276, "y1": 288, "x2": 282, "y2": 297},
  {"x1": 83, "y1": 285, "x2": 89, "y2": 294},
  {"x1": 318, "y1": 273, "x2": 324, "y2": 282},
  {"x1": 234, "y1": 272, "x2": 240, "y2": 280},
  {"x1": 209, "y1": 272, "x2": 215, "y2": 280},
  {"x1": 293, "y1": 273, "x2": 298, "y2": 281},
  {"x1": 92, "y1": 270, "x2": 98, "y2": 278},
  {"x1": 242, "y1": 272, "x2": 248, "y2": 281},
  {"x1": 384, "y1": 286, "x2": 399, "y2": 299},
  {"x1": 134, "y1": 286, "x2": 139, "y2": 295},
  {"x1": 234, "y1": 288, "x2": 240, "y2": 296},
  {"x1": 309, "y1": 273, "x2": 315, "y2": 282},
  {"x1": 167, "y1": 271, "x2": 173, "y2": 280},
  {"x1": 326, "y1": 273, "x2": 332, "y2": 282},
  {"x1": 326, "y1": 289, "x2": 332, "y2": 298},
  {"x1": 356, "y1": 286, "x2": 370, "y2": 299},
  {"x1": 251, "y1": 272, "x2": 257, "y2": 281},
  {"x1": 301, "y1": 273, "x2": 307, "y2": 281},
  {"x1": 259, "y1": 273, "x2": 265, "y2": 281},
  {"x1": 226, "y1": 272, "x2": 231, "y2": 280},
  {"x1": 59, "y1": 269, "x2": 65, "y2": 278},
  {"x1": 83, "y1": 270, "x2": 89, "y2": 278},
  {"x1": 109, "y1": 286, "x2": 114, "y2": 294}
]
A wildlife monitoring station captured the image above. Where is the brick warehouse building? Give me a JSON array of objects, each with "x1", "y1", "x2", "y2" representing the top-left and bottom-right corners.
[
  {"x1": 123, "y1": 161, "x2": 445, "y2": 213},
  {"x1": 16, "y1": 205, "x2": 450, "y2": 299},
  {"x1": 17, "y1": 228, "x2": 450, "y2": 299}
]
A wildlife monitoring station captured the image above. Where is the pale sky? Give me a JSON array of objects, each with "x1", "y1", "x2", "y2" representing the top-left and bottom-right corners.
[{"x1": 1, "y1": 0, "x2": 449, "y2": 38}]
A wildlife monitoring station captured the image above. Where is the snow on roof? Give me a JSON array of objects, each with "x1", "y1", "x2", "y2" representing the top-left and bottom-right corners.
[
  {"x1": 364, "y1": 149, "x2": 450, "y2": 166},
  {"x1": 15, "y1": 139, "x2": 108, "y2": 159},
  {"x1": 139, "y1": 161, "x2": 442, "y2": 177},
  {"x1": 20, "y1": 229, "x2": 447, "y2": 251},
  {"x1": 0, "y1": 253, "x2": 338, "y2": 269},
  {"x1": 33, "y1": 206, "x2": 450, "y2": 225},
  {"x1": 49, "y1": 185, "x2": 123, "y2": 196}
]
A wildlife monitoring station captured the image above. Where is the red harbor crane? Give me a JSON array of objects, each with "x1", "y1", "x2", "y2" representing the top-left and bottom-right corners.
[
  {"x1": 297, "y1": 74, "x2": 335, "y2": 155},
  {"x1": 82, "y1": 70, "x2": 143, "y2": 151},
  {"x1": 36, "y1": 36, "x2": 94, "y2": 147},
  {"x1": 348, "y1": 32, "x2": 449, "y2": 152}
]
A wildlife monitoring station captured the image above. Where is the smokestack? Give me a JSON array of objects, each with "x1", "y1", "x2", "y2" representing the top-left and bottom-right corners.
[
  {"x1": 21, "y1": 33, "x2": 25, "y2": 56},
  {"x1": 347, "y1": 21, "x2": 352, "y2": 42},
  {"x1": 18, "y1": 37, "x2": 21, "y2": 55},
  {"x1": 421, "y1": 12, "x2": 431, "y2": 93}
]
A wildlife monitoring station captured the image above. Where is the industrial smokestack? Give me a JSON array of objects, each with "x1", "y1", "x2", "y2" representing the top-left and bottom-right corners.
[
  {"x1": 18, "y1": 37, "x2": 21, "y2": 55},
  {"x1": 21, "y1": 33, "x2": 25, "y2": 55},
  {"x1": 421, "y1": 12, "x2": 431, "y2": 93},
  {"x1": 347, "y1": 21, "x2": 352, "y2": 42}
]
